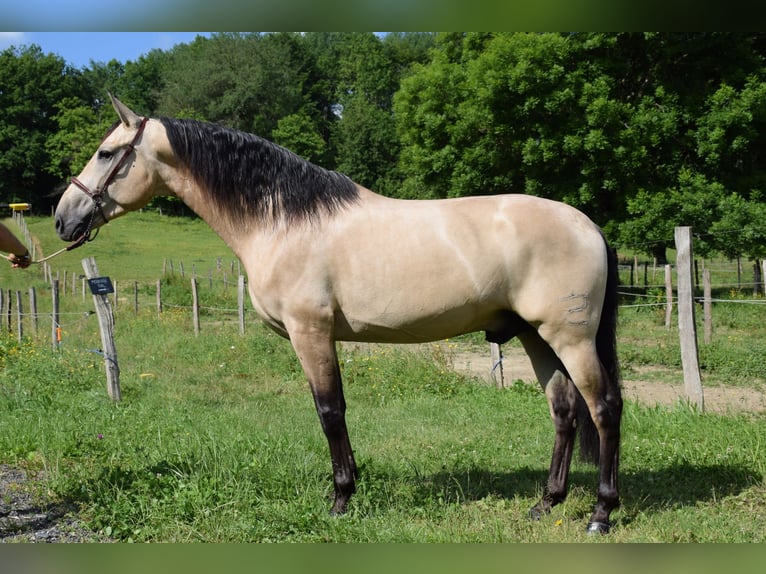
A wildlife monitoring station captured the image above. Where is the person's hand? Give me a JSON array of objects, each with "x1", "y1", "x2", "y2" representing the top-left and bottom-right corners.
[{"x1": 8, "y1": 251, "x2": 31, "y2": 269}]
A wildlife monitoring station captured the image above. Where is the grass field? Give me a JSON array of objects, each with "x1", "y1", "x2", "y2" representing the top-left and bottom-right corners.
[{"x1": 0, "y1": 213, "x2": 764, "y2": 542}]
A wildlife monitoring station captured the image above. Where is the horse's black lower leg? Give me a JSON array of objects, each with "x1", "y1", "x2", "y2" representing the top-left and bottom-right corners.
[
  {"x1": 518, "y1": 331, "x2": 580, "y2": 521},
  {"x1": 586, "y1": 382, "x2": 622, "y2": 533},
  {"x1": 529, "y1": 375, "x2": 577, "y2": 520},
  {"x1": 314, "y1": 393, "x2": 358, "y2": 515},
  {"x1": 291, "y1": 331, "x2": 358, "y2": 515}
]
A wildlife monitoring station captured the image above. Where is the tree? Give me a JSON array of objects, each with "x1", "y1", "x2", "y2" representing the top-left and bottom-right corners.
[
  {"x1": 710, "y1": 193, "x2": 766, "y2": 262},
  {"x1": 44, "y1": 97, "x2": 116, "y2": 182},
  {"x1": 302, "y1": 32, "x2": 434, "y2": 192},
  {"x1": 0, "y1": 44, "x2": 84, "y2": 208},
  {"x1": 618, "y1": 170, "x2": 723, "y2": 262},
  {"x1": 272, "y1": 110, "x2": 327, "y2": 163},
  {"x1": 334, "y1": 94, "x2": 400, "y2": 193},
  {"x1": 393, "y1": 36, "x2": 468, "y2": 199},
  {"x1": 157, "y1": 33, "x2": 317, "y2": 138},
  {"x1": 695, "y1": 75, "x2": 766, "y2": 200},
  {"x1": 117, "y1": 50, "x2": 167, "y2": 115}
]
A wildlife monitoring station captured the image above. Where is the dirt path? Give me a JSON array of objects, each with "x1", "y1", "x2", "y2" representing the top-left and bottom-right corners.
[
  {"x1": 440, "y1": 343, "x2": 766, "y2": 414},
  {"x1": 344, "y1": 340, "x2": 766, "y2": 414}
]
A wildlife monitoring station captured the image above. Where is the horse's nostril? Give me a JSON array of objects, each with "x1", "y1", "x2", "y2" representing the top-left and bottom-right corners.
[{"x1": 54, "y1": 216, "x2": 71, "y2": 239}]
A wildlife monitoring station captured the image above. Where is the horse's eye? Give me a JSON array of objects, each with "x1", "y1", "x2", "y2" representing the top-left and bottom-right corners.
[{"x1": 98, "y1": 149, "x2": 114, "y2": 160}]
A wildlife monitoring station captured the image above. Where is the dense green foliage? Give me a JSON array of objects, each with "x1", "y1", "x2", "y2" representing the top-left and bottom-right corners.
[{"x1": 4, "y1": 33, "x2": 766, "y2": 262}]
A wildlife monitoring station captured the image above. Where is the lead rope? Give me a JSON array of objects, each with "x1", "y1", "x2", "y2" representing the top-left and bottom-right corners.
[
  {"x1": 4, "y1": 205, "x2": 98, "y2": 265},
  {"x1": 3, "y1": 236, "x2": 88, "y2": 265}
]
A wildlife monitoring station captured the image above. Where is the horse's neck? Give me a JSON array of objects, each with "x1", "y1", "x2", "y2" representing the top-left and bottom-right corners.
[
  {"x1": 168, "y1": 179, "x2": 245, "y2": 253},
  {"x1": 172, "y1": 178, "x2": 294, "y2": 263}
]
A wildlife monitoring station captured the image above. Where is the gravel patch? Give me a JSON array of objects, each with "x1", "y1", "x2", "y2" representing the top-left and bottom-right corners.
[{"x1": 0, "y1": 464, "x2": 108, "y2": 543}]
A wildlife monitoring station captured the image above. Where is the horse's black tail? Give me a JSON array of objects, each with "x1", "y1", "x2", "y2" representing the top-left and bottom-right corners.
[{"x1": 578, "y1": 236, "x2": 621, "y2": 465}]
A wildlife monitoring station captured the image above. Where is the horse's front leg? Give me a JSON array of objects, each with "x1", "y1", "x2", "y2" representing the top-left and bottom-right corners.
[{"x1": 289, "y1": 328, "x2": 358, "y2": 515}]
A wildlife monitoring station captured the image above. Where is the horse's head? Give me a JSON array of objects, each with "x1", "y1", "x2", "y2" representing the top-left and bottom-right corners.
[{"x1": 55, "y1": 94, "x2": 164, "y2": 243}]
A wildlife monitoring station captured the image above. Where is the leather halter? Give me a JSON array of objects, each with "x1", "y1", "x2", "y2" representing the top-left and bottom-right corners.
[{"x1": 68, "y1": 116, "x2": 148, "y2": 248}]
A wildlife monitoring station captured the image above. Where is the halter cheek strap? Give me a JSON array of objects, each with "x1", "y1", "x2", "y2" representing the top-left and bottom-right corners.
[{"x1": 68, "y1": 116, "x2": 149, "y2": 247}]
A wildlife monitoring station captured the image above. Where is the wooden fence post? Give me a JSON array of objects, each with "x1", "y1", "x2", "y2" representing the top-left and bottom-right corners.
[
  {"x1": 664, "y1": 264, "x2": 673, "y2": 329},
  {"x1": 5, "y1": 289, "x2": 11, "y2": 331},
  {"x1": 156, "y1": 280, "x2": 162, "y2": 318},
  {"x1": 29, "y1": 287, "x2": 37, "y2": 335},
  {"x1": 191, "y1": 277, "x2": 200, "y2": 336},
  {"x1": 237, "y1": 275, "x2": 245, "y2": 336},
  {"x1": 489, "y1": 342, "x2": 505, "y2": 389},
  {"x1": 703, "y1": 269, "x2": 712, "y2": 344},
  {"x1": 737, "y1": 257, "x2": 742, "y2": 290},
  {"x1": 643, "y1": 261, "x2": 648, "y2": 286},
  {"x1": 674, "y1": 226, "x2": 704, "y2": 411},
  {"x1": 15, "y1": 290, "x2": 23, "y2": 342},
  {"x1": 51, "y1": 279, "x2": 60, "y2": 351},
  {"x1": 82, "y1": 257, "x2": 121, "y2": 402}
]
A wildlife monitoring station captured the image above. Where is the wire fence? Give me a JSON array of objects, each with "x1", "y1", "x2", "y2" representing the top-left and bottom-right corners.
[{"x1": 4, "y1": 253, "x2": 766, "y2": 348}]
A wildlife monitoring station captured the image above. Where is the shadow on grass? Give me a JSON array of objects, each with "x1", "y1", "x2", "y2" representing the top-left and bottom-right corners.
[
  {"x1": 59, "y1": 456, "x2": 761, "y2": 535},
  {"x1": 404, "y1": 461, "x2": 760, "y2": 521}
]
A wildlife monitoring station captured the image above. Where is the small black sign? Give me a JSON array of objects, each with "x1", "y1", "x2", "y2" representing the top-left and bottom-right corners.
[{"x1": 87, "y1": 276, "x2": 114, "y2": 295}]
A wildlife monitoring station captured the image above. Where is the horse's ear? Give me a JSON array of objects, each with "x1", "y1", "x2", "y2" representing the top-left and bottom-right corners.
[{"x1": 108, "y1": 92, "x2": 143, "y2": 128}]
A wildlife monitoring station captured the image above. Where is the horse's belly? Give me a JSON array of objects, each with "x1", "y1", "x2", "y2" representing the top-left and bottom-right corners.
[{"x1": 332, "y1": 302, "x2": 501, "y2": 344}]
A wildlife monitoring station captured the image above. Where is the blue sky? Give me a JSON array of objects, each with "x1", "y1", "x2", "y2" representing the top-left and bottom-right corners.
[{"x1": 0, "y1": 32, "x2": 212, "y2": 68}]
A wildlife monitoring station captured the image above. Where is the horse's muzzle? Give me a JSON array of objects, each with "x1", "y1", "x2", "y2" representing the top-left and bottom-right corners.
[{"x1": 54, "y1": 213, "x2": 83, "y2": 242}]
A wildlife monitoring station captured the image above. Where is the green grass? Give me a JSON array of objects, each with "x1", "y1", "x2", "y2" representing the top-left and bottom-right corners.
[
  {"x1": 618, "y1": 298, "x2": 766, "y2": 391},
  {"x1": 0, "y1": 325, "x2": 763, "y2": 542},
  {"x1": 17, "y1": 213, "x2": 235, "y2": 283},
  {"x1": 0, "y1": 212, "x2": 764, "y2": 542}
]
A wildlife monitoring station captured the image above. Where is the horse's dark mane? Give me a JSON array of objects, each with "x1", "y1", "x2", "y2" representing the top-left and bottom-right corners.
[{"x1": 159, "y1": 117, "x2": 360, "y2": 224}]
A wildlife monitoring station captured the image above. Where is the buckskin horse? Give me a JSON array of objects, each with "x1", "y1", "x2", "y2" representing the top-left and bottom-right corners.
[{"x1": 54, "y1": 95, "x2": 622, "y2": 533}]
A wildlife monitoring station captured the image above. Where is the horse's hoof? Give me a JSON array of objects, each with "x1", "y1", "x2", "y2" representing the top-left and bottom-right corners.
[
  {"x1": 586, "y1": 521, "x2": 611, "y2": 534},
  {"x1": 329, "y1": 504, "x2": 348, "y2": 516}
]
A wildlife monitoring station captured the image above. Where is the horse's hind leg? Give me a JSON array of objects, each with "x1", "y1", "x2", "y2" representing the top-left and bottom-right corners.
[
  {"x1": 518, "y1": 330, "x2": 578, "y2": 519},
  {"x1": 289, "y1": 329, "x2": 358, "y2": 515},
  {"x1": 556, "y1": 341, "x2": 622, "y2": 533}
]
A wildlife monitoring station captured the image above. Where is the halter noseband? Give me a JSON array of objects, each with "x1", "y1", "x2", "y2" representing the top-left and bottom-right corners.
[{"x1": 68, "y1": 116, "x2": 148, "y2": 249}]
